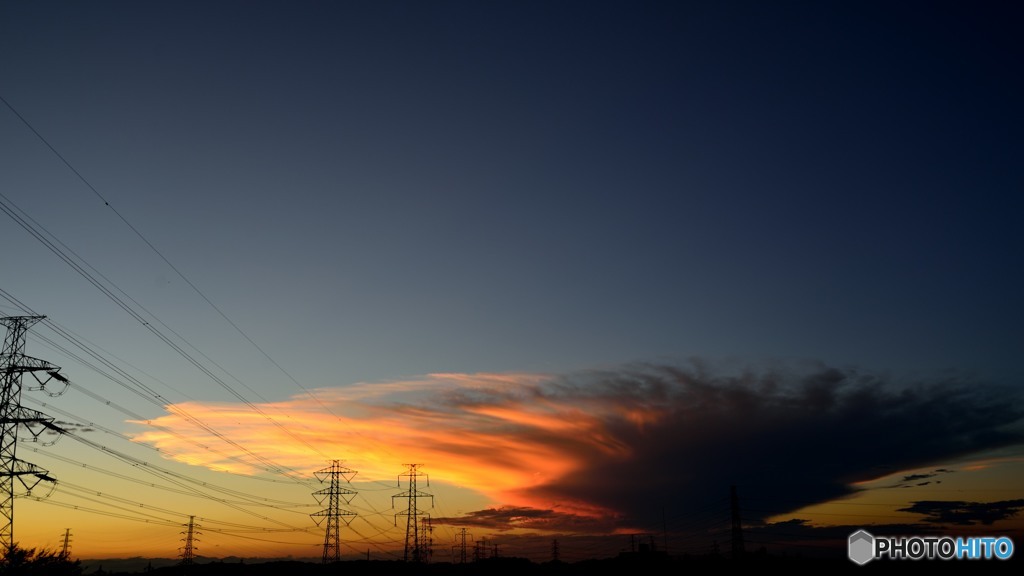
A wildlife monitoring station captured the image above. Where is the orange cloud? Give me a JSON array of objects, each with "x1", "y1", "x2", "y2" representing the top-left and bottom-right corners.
[
  {"x1": 128, "y1": 372, "x2": 656, "y2": 519},
  {"x1": 128, "y1": 362, "x2": 1024, "y2": 540}
]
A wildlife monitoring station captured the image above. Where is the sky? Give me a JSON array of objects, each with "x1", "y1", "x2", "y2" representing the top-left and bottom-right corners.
[{"x1": 0, "y1": 0, "x2": 1022, "y2": 564}]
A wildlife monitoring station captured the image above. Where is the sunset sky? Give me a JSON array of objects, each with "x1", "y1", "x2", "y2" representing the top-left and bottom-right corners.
[{"x1": 1, "y1": 0, "x2": 1022, "y2": 564}]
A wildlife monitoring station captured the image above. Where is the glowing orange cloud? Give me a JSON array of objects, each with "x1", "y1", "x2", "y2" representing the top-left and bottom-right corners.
[{"x1": 128, "y1": 372, "x2": 665, "y2": 519}]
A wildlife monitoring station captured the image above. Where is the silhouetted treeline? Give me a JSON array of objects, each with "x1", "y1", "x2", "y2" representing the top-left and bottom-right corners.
[{"x1": 76, "y1": 549, "x2": 1024, "y2": 576}]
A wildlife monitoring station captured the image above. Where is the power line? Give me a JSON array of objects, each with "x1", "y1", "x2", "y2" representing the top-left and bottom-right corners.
[
  {"x1": 0, "y1": 191, "x2": 329, "y2": 473},
  {"x1": 1, "y1": 100, "x2": 412, "y2": 526},
  {"x1": 0, "y1": 97, "x2": 421, "y2": 557},
  {"x1": 0, "y1": 93, "x2": 349, "y2": 451},
  {"x1": 22, "y1": 444, "x2": 314, "y2": 511},
  {"x1": 0, "y1": 287, "x2": 317, "y2": 484}
]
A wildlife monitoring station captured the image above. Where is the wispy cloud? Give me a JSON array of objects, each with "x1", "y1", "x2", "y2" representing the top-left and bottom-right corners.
[
  {"x1": 898, "y1": 500, "x2": 1024, "y2": 525},
  {"x1": 129, "y1": 359, "x2": 1024, "y2": 536},
  {"x1": 433, "y1": 505, "x2": 618, "y2": 534}
]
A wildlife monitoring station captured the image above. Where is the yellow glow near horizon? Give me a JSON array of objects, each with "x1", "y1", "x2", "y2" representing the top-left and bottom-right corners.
[{"x1": 766, "y1": 456, "x2": 1024, "y2": 531}]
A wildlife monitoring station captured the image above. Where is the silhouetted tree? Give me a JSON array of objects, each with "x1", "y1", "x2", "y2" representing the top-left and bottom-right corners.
[{"x1": 0, "y1": 544, "x2": 83, "y2": 576}]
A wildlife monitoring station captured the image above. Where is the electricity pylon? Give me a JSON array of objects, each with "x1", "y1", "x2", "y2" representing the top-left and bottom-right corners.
[
  {"x1": 311, "y1": 460, "x2": 356, "y2": 563},
  {"x1": 418, "y1": 516, "x2": 433, "y2": 563},
  {"x1": 393, "y1": 464, "x2": 433, "y2": 563},
  {"x1": 453, "y1": 528, "x2": 472, "y2": 564},
  {"x1": 730, "y1": 485, "x2": 745, "y2": 559},
  {"x1": 180, "y1": 515, "x2": 200, "y2": 565},
  {"x1": 59, "y1": 528, "x2": 71, "y2": 559},
  {"x1": 0, "y1": 315, "x2": 69, "y2": 553}
]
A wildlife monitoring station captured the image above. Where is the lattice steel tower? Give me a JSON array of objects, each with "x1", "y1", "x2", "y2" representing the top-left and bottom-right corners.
[
  {"x1": 311, "y1": 460, "x2": 357, "y2": 563},
  {"x1": 453, "y1": 528, "x2": 472, "y2": 564},
  {"x1": 418, "y1": 516, "x2": 433, "y2": 563},
  {"x1": 730, "y1": 485, "x2": 745, "y2": 559},
  {"x1": 59, "y1": 528, "x2": 71, "y2": 559},
  {"x1": 393, "y1": 464, "x2": 433, "y2": 563},
  {"x1": 0, "y1": 315, "x2": 69, "y2": 553},
  {"x1": 180, "y1": 515, "x2": 200, "y2": 565}
]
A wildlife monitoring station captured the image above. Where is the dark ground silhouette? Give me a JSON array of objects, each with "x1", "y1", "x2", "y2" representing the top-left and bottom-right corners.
[{"x1": 68, "y1": 548, "x2": 1024, "y2": 576}]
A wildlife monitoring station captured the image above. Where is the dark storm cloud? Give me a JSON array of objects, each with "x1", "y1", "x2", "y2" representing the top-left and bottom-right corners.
[
  {"x1": 460, "y1": 360, "x2": 1024, "y2": 534},
  {"x1": 898, "y1": 500, "x2": 1024, "y2": 526}
]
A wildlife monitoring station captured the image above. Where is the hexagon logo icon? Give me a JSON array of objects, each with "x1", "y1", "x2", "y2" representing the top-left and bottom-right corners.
[{"x1": 848, "y1": 529, "x2": 875, "y2": 565}]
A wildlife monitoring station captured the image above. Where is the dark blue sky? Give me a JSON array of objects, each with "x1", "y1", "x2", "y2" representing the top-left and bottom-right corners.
[{"x1": 1, "y1": 0, "x2": 1021, "y2": 392}]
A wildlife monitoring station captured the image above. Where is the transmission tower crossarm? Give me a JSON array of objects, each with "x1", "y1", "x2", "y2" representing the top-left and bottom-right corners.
[{"x1": 4, "y1": 355, "x2": 58, "y2": 373}]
